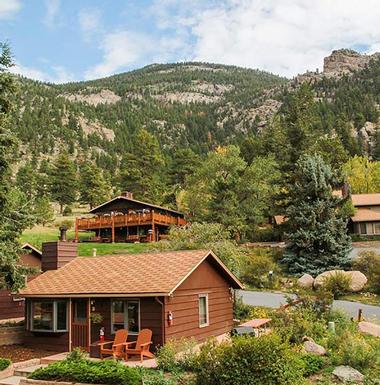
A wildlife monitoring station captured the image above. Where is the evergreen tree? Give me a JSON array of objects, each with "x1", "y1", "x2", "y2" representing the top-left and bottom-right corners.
[
  {"x1": 50, "y1": 151, "x2": 78, "y2": 213},
  {"x1": 0, "y1": 43, "x2": 34, "y2": 290},
  {"x1": 16, "y1": 163, "x2": 37, "y2": 200},
  {"x1": 282, "y1": 155, "x2": 352, "y2": 276},
  {"x1": 79, "y1": 162, "x2": 109, "y2": 209},
  {"x1": 119, "y1": 129, "x2": 166, "y2": 203},
  {"x1": 34, "y1": 196, "x2": 54, "y2": 226}
]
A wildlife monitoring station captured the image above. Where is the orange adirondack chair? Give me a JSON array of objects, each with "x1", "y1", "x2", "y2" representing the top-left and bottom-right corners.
[
  {"x1": 99, "y1": 329, "x2": 128, "y2": 359},
  {"x1": 124, "y1": 329, "x2": 154, "y2": 362}
]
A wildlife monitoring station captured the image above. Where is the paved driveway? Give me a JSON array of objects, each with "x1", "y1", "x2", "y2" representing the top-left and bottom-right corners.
[{"x1": 239, "y1": 290, "x2": 380, "y2": 321}]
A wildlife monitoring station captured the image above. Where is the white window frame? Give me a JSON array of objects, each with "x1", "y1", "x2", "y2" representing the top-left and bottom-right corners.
[
  {"x1": 198, "y1": 294, "x2": 209, "y2": 328},
  {"x1": 111, "y1": 299, "x2": 140, "y2": 335},
  {"x1": 30, "y1": 300, "x2": 68, "y2": 333}
]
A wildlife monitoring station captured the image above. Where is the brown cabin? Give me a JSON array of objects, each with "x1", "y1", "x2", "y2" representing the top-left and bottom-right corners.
[
  {"x1": 0, "y1": 243, "x2": 42, "y2": 322},
  {"x1": 349, "y1": 193, "x2": 380, "y2": 236},
  {"x1": 75, "y1": 192, "x2": 187, "y2": 243},
  {"x1": 20, "y1": 241, "x2": 243, "y2": 353}
]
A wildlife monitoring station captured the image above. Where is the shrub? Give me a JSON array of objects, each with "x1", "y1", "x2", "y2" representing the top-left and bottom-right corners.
[
  {"x1": 57, "y1": 219, "x2": 73, "y2": 229},
  {"x1": 300, "y1": 354, "x2": 325, "y2": 377},
  {"x1": 195, "y1": 334, "x2": 306, "y2": 385},
  {"x1": 233, "y1": 295, "x2": 252, "y2": 321},
  {"x1": 63, "y1": 205, "x2": 73, "y2": 216},
  {"x1": 0, "y1": 358, "x2": 11, "y2": 371},
  {"x1": 240, "y1": 249, "x2": 280, "y2": 288},
  {"x1": 353, "y1": 251, "x2": 380, "y2": 293},
  {"x1": 66, "y1": 347, "x2": 88, "y2": 362},
  {"x1": 322, "y1": 271, "x2": 351, "y2": 299},
  {"x1": 328, "y1": 330, "x2": 380, "y2": 372},
  {"x1": 157, "y1": 338, "x2": 198, "y2": 373},
  {"x1": 30, "y1": 358, "x2": 141, "y2": 385},
  {"x1": 142, "y1": 369, "x2": 176, "y2": 385}
]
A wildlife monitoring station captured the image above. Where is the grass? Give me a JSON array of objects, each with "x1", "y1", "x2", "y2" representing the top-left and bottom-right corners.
[
  {"x1": 340, "y1": 292, "x2": 380, "y2": 307},
  {"x1": 20, "y1": 226, "x2": 153, "y2": 256}
]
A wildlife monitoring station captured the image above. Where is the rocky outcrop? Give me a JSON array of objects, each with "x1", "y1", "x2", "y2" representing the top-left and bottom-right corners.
[
  {"x1": 324, "y1": 49, "x2": 380, "y2": 77},
  {"x1": 358, "y1": 321, "x2": 380, "y2": 338},
  {"x1": 297, "y1": 274, "x2": 314, "y2": 289},
  {"x1": 332, "y1": 365, "x2": 364, "y2": 383},
  {"x1": 314, "y1": 270, "x2": 345, "y2": 289},
  {"x1": 62, "y1": 89, "x2": 121, "y2": 106}
]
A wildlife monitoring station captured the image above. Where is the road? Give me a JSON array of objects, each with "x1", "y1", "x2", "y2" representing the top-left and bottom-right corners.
[{"x1": 239, "y1": 290, "x2": 380, "y2": 321}]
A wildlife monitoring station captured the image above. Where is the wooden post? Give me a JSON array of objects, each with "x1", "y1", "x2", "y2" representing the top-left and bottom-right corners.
[
  {"x1": 87, "y1": 298, "x2": 91, "y2": 352},
  {"x1": 74, "y1": 218, "x2": 79, "y2": 242},
  {"x1": 151, "y1": 210, "x2": 155, "y2": 242},
  {"x1": 358, "y1": 308, "x2": 363, "y2": 322},
  {"x1": 68, "y1": 298, "x2": 72, "y2": 352},
  {"x1": 111, "y1": 212, "x2": 115, "y2": 243}
]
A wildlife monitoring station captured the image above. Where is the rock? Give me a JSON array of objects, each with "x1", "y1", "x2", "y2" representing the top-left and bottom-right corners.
[
  {"x1": 332, "y1": 365, "x2": 364, "y2": 383},
  {"x1": 359, "y1": 321, "x2": 380, "y2": 338},
  {"x1": 313, "y1": 270, "x2": 367, "y2": 292},
  {"x1": 303, "y1": 341, "x2": 326, "y2": 356},
  {"x1": 297, "y1": 274, "x2": 314, "y2": 288},
  {"x1": 314, "y1": 270, "x2": 344, "y2": 289},
  {"x1": 345, "y1": 271, "x2": 367, "y2": 292}
]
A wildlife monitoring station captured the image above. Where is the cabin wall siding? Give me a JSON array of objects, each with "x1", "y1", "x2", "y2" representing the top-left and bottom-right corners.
[{"x1": 164, "y1": 258, "x2": 233, "y2": 343}]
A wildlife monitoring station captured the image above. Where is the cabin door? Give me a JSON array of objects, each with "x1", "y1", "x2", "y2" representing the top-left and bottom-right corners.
[{"x1": 71, "y1": 299, "x2": 90, "y2": 351}]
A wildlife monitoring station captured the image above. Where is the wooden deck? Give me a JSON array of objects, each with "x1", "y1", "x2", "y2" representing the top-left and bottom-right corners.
[{"x1": 77, "y1": 211, "x2": 186, "y2": 231}]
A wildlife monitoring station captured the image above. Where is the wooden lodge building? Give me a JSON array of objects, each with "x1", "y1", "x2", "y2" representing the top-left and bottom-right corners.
[
  {"x1": 75, "y1": 192, "x2": 187, "y2": 243},
  {"x1": 20, "y1": 239, "x2": 243, "y2": 352}
]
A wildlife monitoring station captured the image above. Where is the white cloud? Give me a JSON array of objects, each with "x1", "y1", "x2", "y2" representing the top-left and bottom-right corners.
[
  {"x1": 79, "y1": 7, "x2": 102, "y2": 41},
  {"x1": 85, "y1": 29, "x2": 190, "y2": 79},
  {"x1": 10, "y1": 62, "x2": 75, "y2": 84},
  {"x1": 0, "y1": 0, "x2": 21, "y2": 19},
  {"x1": 44, "y1": 0, "x2": 60, "y2": 27},
  {"x1": 189, "y1": 0, "x2": 380, "y2": 77}
]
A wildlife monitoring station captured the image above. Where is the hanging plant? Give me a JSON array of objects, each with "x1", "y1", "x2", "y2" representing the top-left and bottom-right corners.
[{"x1": 90, "y1": 312, "x2": 103, "y2": 324}]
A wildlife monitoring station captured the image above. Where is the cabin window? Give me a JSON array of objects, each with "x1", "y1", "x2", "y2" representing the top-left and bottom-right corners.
[
  {"x1": 360, "y1": 223, "x2": 367, "y2": 234},
  {"x1": 199, "y1": 294, "x2": 209, "y2": 327},
  {"x1": 374, "y1": 223, "x2": 380, "y2": 235},
  {"x1": 30, "y1": 300, "x2": 68, "y2": 332},
  {"x1": 111, "y1": 300, "x2": 140, "y2": 334}
]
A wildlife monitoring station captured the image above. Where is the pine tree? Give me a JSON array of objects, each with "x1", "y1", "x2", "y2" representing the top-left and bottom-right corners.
[
  {"x1": 34, "y1": 196, "x2": 54, "y2": 226},
  {"x1": 0, "y1": 43, "x2": 34, "y2": 290},
  {"x1": 79, "y1": 162, "x2": 109, "y2": 209},
  {"x1": 16, "y1": 163, "x2": 37, "y2": 200},
  {"x1": 282, "y1": 155, "x2": 352, "y2": 276},
  {"x1": 50, "y1": 151, "x2": 78, "y2": 213}
]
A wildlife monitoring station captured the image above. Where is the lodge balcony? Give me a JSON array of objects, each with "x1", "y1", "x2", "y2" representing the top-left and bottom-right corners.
[{"x1": 75, "y1": 211, "x2": 187, "y2": 243}]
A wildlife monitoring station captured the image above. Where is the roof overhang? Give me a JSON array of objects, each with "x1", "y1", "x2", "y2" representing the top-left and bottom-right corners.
[
  {"x1": 21, "y1": 243, "x2": 42, "y2": 258},
  {"x1": 22, "y1": 292, "x2": 169, "y2": 299}
]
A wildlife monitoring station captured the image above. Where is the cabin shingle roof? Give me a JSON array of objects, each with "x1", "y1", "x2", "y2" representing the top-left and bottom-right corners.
[
  {"x1": 20, "y1": 249, "x2": 243, "y2": 297},
  {"x1": 351, "y1": 208, "x2": 380, "y2": 222},
  {"x1": 351, "y1": 193, "x2": 380, "y2": 206}
]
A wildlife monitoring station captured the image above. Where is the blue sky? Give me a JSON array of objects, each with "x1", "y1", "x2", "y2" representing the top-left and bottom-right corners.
[{"x1": 1, "y1": 0, "x2": 380, "y2": 83}]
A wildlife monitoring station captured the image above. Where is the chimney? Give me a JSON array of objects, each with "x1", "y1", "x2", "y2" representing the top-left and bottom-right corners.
[
  {"x1": 121, "y1": 191, "x2": 133, "y2": 199},
  {"x1": 41, "y1": 229, "x2": 78, "y2": 272}
]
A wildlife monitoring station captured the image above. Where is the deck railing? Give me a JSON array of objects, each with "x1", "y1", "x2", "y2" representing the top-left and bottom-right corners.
[{"x1": 77, "y1": 211, "x2": 186, "y2": 230}]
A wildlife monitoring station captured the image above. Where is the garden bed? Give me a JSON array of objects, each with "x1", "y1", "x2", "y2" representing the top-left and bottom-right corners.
[{"x1": 0, "y1": 345, "x2": 60, "y2": 362}]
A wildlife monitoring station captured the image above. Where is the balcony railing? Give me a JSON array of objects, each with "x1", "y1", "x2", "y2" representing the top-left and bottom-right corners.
[{"x1": 77, "y1": 211, "x2": 186, "y2": 230}]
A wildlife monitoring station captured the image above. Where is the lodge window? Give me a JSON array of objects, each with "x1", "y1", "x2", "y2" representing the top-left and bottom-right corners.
[
  {"x1": 111, "y1": 300, "x2": 140, "y2": 334},
  {"x1": 199, "y1": 294, "x2": 209, "y2": 328},
  {"x1": 374, "y1": 223, "x2": 380, "y2": 235},
  {"x1": 30, "y1": 300, "x2": 68, "y2": 332},
  {"x1": 360, "y1": 223, "x2": 367, "y2": 234}
]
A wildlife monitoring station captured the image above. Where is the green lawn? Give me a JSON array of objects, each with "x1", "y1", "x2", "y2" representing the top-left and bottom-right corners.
[{"x1": 20, "y1": 226, "x2": 153, "y2": 256}]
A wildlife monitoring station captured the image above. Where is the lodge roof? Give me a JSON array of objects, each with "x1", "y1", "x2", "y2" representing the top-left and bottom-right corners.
[
  {"x1": 351, "y1": 193, "x2": 380, "y2": 207},
  {"x1": 351, "y1": 208, "x2": 380, "y2": 222},
  {"x1": 89, "y1": 195, "x2": 184, "y2": 216},
  {"x1": 20, "y1": 249, "x2": 243, "y2": 297}
]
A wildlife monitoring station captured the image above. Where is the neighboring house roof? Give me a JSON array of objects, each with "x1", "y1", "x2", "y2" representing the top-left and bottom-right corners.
[
  {"x1": 21, "y1": 243, "x2": 42, "y2": 258},
  {"x1": 89, "y1": 195, "x2": 184, "y2": 216},
  {"x1": 351, "y1": 208, "x2": 380, "y2": 223},
  {"x1": 351, "y1": 193, "x2": 380, "y2": 207},
  {"x1": 20, "y1": 250, "x2": 243, "y2": 298}
]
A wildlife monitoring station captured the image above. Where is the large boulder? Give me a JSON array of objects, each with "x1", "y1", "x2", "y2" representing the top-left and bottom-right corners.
[
  {"x1": 313, "y1": 270, "x2": 367, "y2": 292},
  {"x1": 345, "y1": 271, "x2": 367, "y2": 292},
  {"x1": 313, "y1": 270, "x2": 344, "y2": 289},
  {"x1": 332, "y1": 366, "x2": 364, "y2": 383},
  {"x1": 297, "y1": 274, "x2": 314, "y2": 288},
  {"x1": 303, "y1": 340, "x2": 326, "y2": 356}
]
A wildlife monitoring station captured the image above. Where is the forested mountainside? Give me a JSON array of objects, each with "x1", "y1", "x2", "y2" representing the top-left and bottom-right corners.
[
  {"x1": 7, "y1": 49, "x2": 380, "y2": 237},
  {"x1": 12, "y1": 62, "x2": 286, "y2": 160}
]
